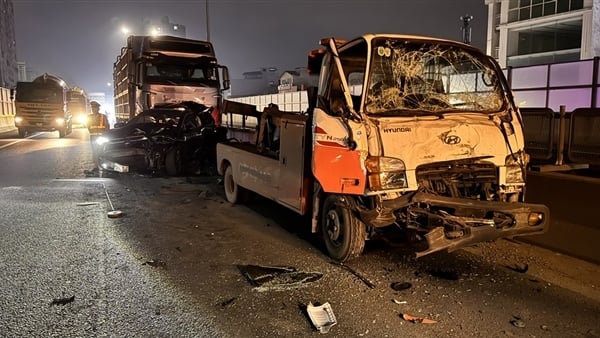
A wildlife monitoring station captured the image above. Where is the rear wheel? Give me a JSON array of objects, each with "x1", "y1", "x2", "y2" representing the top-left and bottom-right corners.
[
  {"x1": 17, "y1": 128, "x2": 26, "y2": 138},
  {"x1": 321, "y1": 194, "x2": 366, "y2": 262},
  {"x1": 165, "y1": 147, "x2": 182, "y2": 176},
  {"x1": 223, "y1": 164, "x2": 245, "y2": 204}
]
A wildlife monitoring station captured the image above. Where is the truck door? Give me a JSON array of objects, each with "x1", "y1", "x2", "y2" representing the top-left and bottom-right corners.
[{"x1": 277, "y1": 117, "x2": 306, "y2": 212}]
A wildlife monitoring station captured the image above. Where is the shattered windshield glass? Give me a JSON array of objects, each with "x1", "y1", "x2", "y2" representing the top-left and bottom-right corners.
[{"x1": 365, "y1": 38, "x2": 505, "y2": 115}]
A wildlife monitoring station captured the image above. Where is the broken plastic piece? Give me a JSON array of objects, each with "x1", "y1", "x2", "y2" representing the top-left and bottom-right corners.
[
  {"x1": 49, "y1": 295, "x2": 75, "y2": 306},
  {"x1": 237, "y1": 265, "x2": 322, "y2": 291},
  {"x1": 401, "y1": 313, "x2": 437, "y2": 324},
  {"x1": 391, "y1": 281, "x2": 412, "y2": 291},
  {"x1": 307, "y1": 302, "x2": 337, "y2": 334}
]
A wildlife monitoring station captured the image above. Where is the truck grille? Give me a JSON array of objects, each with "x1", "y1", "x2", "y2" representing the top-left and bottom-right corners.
[{"x1": 415, "y1": 160, "x2": 497, "y2": 200}]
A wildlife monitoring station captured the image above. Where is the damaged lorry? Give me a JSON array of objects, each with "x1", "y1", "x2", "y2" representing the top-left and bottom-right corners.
[{"x1": 216, "y1": 34, "x2": 549, "y2": 261}]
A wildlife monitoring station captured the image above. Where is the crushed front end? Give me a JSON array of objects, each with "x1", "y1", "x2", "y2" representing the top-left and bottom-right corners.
[{"x1": 358, "y1": 158, "x2": 549, "y2": 257}]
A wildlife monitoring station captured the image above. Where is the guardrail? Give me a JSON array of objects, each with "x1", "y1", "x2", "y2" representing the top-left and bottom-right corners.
[{"x1": 521, "y1": 106, "x2": 600, "y2": 167}]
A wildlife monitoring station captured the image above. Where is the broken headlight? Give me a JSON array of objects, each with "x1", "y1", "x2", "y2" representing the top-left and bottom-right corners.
[
  {"x1": 365, "y1": 156, "x2": 407, "y2": 191},
  {"x1": 504, "y1": 151, "x2": 529, "y2": 184}
]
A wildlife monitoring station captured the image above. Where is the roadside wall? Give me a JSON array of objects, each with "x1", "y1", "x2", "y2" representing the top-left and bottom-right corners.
[
  {"x1": 0, "y1": 87, "x2": 15, "y2": 132},
  {"x1": 525, "y1": 172, "x2": 600, "y2": 264}
]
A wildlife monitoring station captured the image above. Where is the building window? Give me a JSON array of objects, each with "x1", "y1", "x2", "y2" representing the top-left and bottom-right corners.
[
  {"x1": 507, "y1": 18, "x2": 582, "y2": 67},
  {"x1": 508, "y1": 0, "x2": 583, "y2": 23}
]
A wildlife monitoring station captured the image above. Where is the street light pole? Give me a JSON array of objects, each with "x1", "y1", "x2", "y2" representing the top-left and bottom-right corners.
[{"x1": 206, "y1": 0, "x2": 210, "y2": 42}]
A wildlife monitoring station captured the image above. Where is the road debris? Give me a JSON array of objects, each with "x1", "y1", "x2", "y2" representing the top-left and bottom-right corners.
[
  {"x1": 49, "y1": 295, "x2": 75, "y2": 306},
  {"x1": 330, "y1": 261, "x2": 375, "y2": 289},
  {"x1": 400, "y1": 313, "x2": 437, "y2": 324},
  {"x1": 237, "y1": 264, "x2": 322, "y2": 291},
  {"x1": 306, "y1": 302, "x2": 337, "y2": 334},
  {"x1": 219, "y1": 297, "x2": 236, "y2": 307},
  {"x1": 390, "y1": 281, "x2": 412, "y2": 291},
  {"x1": 392, "y1": 299, "x2": 408, "y2": 305},
  {"x1": 76, "y1": 202, "x2": 99, "y2": 206},
  {"x1": 143, "y1": 259, "x2": 167, "y2": 269},
  {"x1": 427, "y1": 268, "x2": 459, "y2": 280},
  {"x1": 506, "y1": 263, "x2": 529, "y2": 273},
  {"x1": 510, "y1": 316, "x2": 526, "y2": 328}
]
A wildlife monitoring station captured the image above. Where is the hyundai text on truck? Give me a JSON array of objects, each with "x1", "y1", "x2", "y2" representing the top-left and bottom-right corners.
[
  {"x1": 216, "y1": 34, "x2": 549, "y2": 261},
  {"x1": 14, "y1": 73, "x2": 73, "y2": 138},
  {"x1": 113, "y1": 35, "x2": 230, "y2": 124}
]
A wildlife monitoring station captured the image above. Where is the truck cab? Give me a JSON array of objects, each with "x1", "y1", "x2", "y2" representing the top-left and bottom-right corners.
[
  {"x1": 14, "y1": 73, "x2": 72, "y2": 138},
  {"x1": 217, "y1": 34, "x2": 549, "y2": 261}
]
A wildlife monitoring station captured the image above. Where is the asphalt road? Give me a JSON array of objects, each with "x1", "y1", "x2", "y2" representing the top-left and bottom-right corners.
[{"x1": 0, "y1": 128, "x2": 598, "y2": 337}]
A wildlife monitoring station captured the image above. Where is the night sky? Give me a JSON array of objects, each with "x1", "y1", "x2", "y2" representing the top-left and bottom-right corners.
[{"x1": 12, "y1": 0, "x2": 487, "y2": 95}]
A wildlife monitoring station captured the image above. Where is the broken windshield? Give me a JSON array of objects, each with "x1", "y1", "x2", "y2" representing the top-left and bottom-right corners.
[{"x1": 365, "y1": 38, "x2": 505, "y2": 115}]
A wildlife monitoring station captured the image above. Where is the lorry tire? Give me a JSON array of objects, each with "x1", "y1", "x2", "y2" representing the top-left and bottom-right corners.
[
  {"x1": 59, "y1": 128, "x2": 66, "y2": 138},
  {"x1": 321, "y1": 195, "x2": 366, "y2": 262},
  {"x1": 224, "y1": 164, "x2": 245, "y2": 204},
  {"x1": 165, "y1": 147, "x2": 182, "y2": 176},
  {"x1": 17, "y1": 128, "x2": 26, "y2": 138}
]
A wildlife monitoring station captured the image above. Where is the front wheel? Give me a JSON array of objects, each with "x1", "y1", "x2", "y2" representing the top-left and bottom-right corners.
[
  {"x1": 17, "y1": 128, "x2": 26, "y2": 138},
  {"x1": 321, "y1": 194, "x2": 366, "y2": 262},
  {"x1": 165, "y1": 147, "x2": 182, "y2": 176},
  {"x1": 58, "y1": 128, "x2": 66, "y2": 138}
]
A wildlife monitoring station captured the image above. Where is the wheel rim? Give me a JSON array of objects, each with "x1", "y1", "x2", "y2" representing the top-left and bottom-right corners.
[{"x1": 325, "y1": 209, "x2": 344, "y2": 248}]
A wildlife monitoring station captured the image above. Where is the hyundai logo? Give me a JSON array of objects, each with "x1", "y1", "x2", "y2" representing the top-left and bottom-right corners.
[{"x1": 444, "y1": 135, "x2": 461, "y2": 145}]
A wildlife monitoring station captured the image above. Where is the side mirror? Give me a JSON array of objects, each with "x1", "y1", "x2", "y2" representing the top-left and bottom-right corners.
[{"x1": 220, "y1": 65, "x2": 230, "y2": 90}]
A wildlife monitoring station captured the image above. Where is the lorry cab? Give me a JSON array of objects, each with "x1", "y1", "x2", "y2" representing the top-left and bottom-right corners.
[{"x1": 217, "y1": 34, "x2": 548, "y2": 262}]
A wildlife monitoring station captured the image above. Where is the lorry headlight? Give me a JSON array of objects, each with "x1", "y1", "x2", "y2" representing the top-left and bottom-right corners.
[
  {"x1": 76, "y1": 114, "x2": 88, "y2": 125},
  {"x1": 505, "y1": 152, "x2": 529, "y2": 184},
  {"x1": 365, "y1": 156, "x2": 407, "y2": 190},
  {"x1": 15, "y1": 116, "x2": 23, "y2": 124},
  {"x1": 95, "y1": 136, "x2": 109, "y2": 146},
  {"x1": 55, "y1": 117, "x2": 65, "y2": 125}
]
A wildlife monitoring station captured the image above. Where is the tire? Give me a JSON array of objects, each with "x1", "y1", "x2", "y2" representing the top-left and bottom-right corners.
[
  {"x1": 165, "y1": 147, "x2": 182, "y2": 176},
  {"x1": 17, "y1": 128, "x2": 26, "y2": 138},
  {"x1": 321, "y1": 194, "x2": 366, "y2": 262},
  {"x1": 58, "y1": 128, "x2": 66, "y2": 138},
  {"x1": 223, "y1": 164, "x2": 243, "y2": 204}
]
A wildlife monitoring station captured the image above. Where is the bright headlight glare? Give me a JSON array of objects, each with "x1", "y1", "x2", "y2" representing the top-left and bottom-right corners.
[
  {"x1": 77, "y1": 115, "x2": 88, "y2": 124},
  {"x1": 366, "y1": 156, "x2": 407, "y2": 190},
  {"x1": 55, "y1": 117, "x2": 65, "y2": 125},
  {"x1": 95, "y1": 136, "x2": 109, "y2": 145},
  {"x1": 15, "y1": 116, "x2": 23, "y2": 123}
]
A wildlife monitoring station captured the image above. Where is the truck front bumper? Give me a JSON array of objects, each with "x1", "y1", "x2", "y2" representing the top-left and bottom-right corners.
[{"x1": 360, "y1": 191, "x2": 549, "y2": 258}]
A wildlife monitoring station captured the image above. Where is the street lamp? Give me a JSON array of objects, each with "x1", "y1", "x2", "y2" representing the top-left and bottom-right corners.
[{"x1": 121, "y1": 26, "x2": 130, "y2": 35}]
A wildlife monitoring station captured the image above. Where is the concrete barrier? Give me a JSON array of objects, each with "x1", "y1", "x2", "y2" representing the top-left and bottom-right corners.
[{"x1": 524, "y1": 171, "x2": 600, "y2": 264}]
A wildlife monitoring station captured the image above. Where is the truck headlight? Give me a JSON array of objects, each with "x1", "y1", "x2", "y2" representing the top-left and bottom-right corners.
[
  {"x1": 15, "y1": 116, "x2": 23, "y2": 124},
  {"x1": 505, "y1": 151, "x2": 529, "y2": 184},
  {"x1": 95, "y1": 136, "x2": 109, "y2": 146},
  {"x1": 365, "y1": 156, "x2": 407, "y2": 190},
  {"x1": 55, "y1": 117, "x2": 65, "y2": 125},
  {"x1": 76, "y1": 114, "x2": 88, "y2": 125}
]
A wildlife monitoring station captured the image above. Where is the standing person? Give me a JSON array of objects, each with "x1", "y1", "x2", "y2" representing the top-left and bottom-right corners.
[{"x1": 87, "y1": 101, "x2": 109, "y2": 166}]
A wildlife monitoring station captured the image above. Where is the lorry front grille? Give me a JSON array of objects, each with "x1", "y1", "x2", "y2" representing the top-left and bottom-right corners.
[{"x1": 416, "y1": 160, "x2": 498, "y2": 201}]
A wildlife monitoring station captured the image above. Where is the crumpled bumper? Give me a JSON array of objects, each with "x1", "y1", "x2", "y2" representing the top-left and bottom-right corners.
[{"x1": 407, "y1": 192, "x2": 549, "y2": 257}]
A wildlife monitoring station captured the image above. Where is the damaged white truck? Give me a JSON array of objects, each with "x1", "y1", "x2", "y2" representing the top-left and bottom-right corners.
[{"x1": 217, "y1": 34, "x2": 549, "y2": 261}]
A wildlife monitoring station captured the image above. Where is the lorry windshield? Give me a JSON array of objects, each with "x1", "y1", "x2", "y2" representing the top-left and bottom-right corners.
[
  {"x1": 365, "y1": 38, "x2": 505, "y2": 115},
  {"x1": 16, "y1": 84, "x2": 63, "y2": 104},
  {"x1": 145, "y1": 62, "x2": 219, "y2": 87}
]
